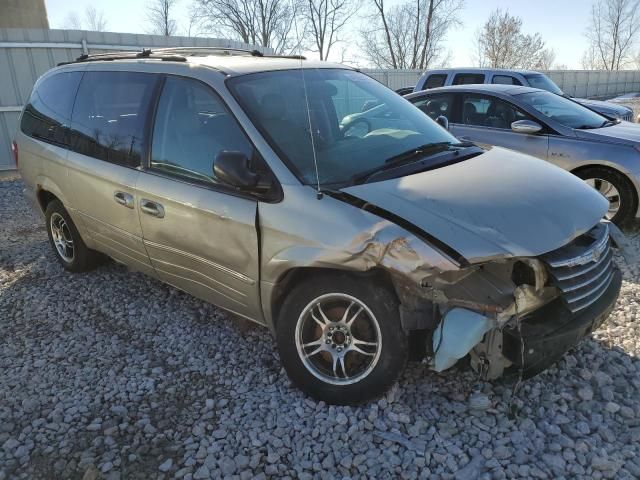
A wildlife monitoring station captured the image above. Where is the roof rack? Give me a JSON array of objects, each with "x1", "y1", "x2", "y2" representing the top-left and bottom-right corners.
[
  {"x1": 57, "y1": 48, "x2": 186, "y2": 66},
  {"x1": 57, "y1": 47, "x2": 306, "y2": 67},
  {"x1": 152, "y1": 46, "x2": 262, "y2": 57},
  {"x1": 152, "y1": 46, "x2": 306, "y2": 60}
]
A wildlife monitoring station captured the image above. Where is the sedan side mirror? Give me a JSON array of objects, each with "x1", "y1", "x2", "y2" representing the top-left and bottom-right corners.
[
  {"x1": 511, "y1": 119, "x2": 542, "y2": 134},
  {"x1": 214, "y1": 151, "x2": 259, "y2": 189},
  {"x1": 435, "y1": 115, "x2": 449, "y2": 130}
]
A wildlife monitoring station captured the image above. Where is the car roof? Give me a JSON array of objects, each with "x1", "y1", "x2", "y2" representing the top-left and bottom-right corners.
[
  {"x1": 55, "y1": 50, "x2": 350, "y2": 76},
  {"x1": 421, "y1": 67, "x2": 544, "y2": 76},
  {"x1": 405, "y1": 84, "x2": 541, "y2": 98}
]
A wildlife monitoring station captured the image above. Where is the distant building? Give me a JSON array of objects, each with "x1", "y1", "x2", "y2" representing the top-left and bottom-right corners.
[{"x1": 0, "y1": 0, "x2": 49, "y2": 29}]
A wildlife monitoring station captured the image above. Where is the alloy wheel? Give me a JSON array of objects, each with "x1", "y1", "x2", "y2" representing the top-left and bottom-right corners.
[
  {"x1": 585, "y1": 177, "x2": 620, "y2": 220},
  {"x1": 50, "y1": 212, "x2": 74, "y2": 262},
  {"x1": 295, "y1": 293, "x2": 382, "y2": 385}
]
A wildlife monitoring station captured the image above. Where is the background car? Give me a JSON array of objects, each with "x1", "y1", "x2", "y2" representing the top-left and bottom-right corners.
[
  {"x1": 609, "y1": 92, "x2": 640, "y2": 103},
  {"x1": 413, "y1": 68, "x2": 634, "y2": 122},
  {"x1": 406, "y1": 84, "x2": 640, "y2": 225}
]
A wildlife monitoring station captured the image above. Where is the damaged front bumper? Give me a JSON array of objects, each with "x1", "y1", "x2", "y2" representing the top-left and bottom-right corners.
[
  {"x1": 501, "y1": 266, "x2": 621, "y2": 378},
  {"x1": 428, "y1": 221, "x2": 622, "y2": 380}
]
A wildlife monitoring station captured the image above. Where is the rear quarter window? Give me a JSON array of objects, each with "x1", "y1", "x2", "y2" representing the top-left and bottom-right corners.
[{"x1": 20, "y1": 71, "x2": 82, "y2": 147}]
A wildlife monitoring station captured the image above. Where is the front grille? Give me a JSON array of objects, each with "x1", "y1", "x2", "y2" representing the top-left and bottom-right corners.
[
  {"x1": 622, "y1": 112, "x2": 634, "y2": 122},
  {"x1": 542, "y1": 223, "x2": 614, "y2": 313}
]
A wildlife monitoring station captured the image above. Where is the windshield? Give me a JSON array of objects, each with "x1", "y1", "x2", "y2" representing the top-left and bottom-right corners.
[
  {"x1": 523, "y1": 74, "x2": 564, "y2": 95},
  {"x1": 228, "y1": 68, "x2": 460, "y2": 187},
  {"x1": 518, "y1": 90, "x2": 609, "y2": 129}
]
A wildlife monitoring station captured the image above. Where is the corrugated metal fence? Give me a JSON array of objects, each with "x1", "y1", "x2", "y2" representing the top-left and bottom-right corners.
[
  {"x1": 3, "y1": 27, "x2": 640, "y2": 170},
  {"x1": 0, "y1": 27, "x2": 271, "y2": 170}
]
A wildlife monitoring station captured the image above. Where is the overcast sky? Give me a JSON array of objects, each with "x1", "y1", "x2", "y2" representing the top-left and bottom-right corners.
[{"x1": 44, "y1": 0, "x2": 593, "y2": 69}]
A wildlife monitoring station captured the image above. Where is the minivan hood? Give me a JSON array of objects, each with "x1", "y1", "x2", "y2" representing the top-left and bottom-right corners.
[
  {"x1": 574, "y1": 121, "x2": 640, "y2": 146},
  {"x1": 341, "y1": 148, "x2": 608, "y2": 263}
]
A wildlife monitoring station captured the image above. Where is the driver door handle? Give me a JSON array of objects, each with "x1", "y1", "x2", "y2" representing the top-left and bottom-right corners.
[{"x1": 140, "y1": 199, "x2": 165, "y2": 218}]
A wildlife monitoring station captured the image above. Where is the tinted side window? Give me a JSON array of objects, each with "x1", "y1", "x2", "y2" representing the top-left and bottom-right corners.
[
  {"x1": 424, "y1": 74, "x2": 447, "y2": 89},
  {"x1": 151, "y1": 76, "x2": 254, "y2": 184},
  {"x1": 20, "y1": 72, "x2": 82, "y2": 147},
  {"x1": 452, "y1": 73, "x2": 486, "y2": 85},
  {"x1": 492, "y1": 75, "x2": 523, "y2": 86},
  {"x1": 411, "y1": 93, "x2": 455, "y2": 121},
  {"x1": 461, "y1": 94, "x2": 531, "y2": 129},
  {"x1": 69, "y1": 71, "x2": 156, "y2": 167}
]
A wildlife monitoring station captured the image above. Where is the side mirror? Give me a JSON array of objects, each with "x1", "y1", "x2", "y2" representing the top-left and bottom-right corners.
[
  {"x1": 435, "y1": 115, "x2": 449, "y2": 130},
  {"x1": 511, "y1": 119, "x2": 542, "y2": 134},
  {"x1": 214, "y1": 151, "x2": 259, "y2": 189}
]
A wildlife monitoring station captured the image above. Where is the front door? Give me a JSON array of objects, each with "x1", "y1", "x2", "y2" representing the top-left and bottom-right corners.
[
  {"x1": 65, "y1": 70, "x2": 158, "y2": 276},
  {"x1": 135, "y1": 75, "x2": 262, "y2": 321},
  {"x1": 450, "y1": 93, "x2": 549, "y2": 160}
]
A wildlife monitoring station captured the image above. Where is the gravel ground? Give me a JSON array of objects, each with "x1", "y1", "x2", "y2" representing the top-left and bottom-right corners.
[{"x1": 1, "y1": 176, "x2": 640, "y2": 480}]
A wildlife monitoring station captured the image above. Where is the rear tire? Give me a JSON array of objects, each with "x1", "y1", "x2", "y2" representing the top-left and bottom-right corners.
[
  {"x1": 575, "y1": 167, "x2": 637, "y2": 226},
  {"x1": 45, "y1": 199, "x2": 104, "y2": 272},
  {"x1": 276, "y1": 274, "x2": 408, "y2": 405}
]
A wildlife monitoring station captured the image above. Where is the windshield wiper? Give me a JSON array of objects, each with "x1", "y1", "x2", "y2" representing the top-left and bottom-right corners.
[
  {"x1": 350, "y1": 142, "x2": 475, "y2": 185},
  {"x1": 383, "y1": 141, "x2": 454, "y2": 165}
]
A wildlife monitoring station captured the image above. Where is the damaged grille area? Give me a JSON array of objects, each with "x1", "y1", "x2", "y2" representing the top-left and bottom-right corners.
[{"x1": 542, "y1": 222, "x2": 614, "y2": 313}]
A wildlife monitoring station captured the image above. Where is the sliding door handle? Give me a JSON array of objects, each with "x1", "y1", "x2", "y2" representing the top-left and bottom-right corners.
[
  {"x1": 114, "y1": 191, "x2": 134, "y2": 209},
  {"x1": 140, "y1": 199, "x2": 165, "y2": 218}
]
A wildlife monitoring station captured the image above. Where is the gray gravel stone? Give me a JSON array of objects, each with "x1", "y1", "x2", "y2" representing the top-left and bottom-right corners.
[{"x1": 1, "y1": 176, "x2": 640, "y2": 479}]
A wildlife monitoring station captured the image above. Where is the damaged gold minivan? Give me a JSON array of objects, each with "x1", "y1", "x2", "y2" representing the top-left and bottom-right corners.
[{"x1": 17, "y1": 49, "x2": 623, "y2": 405}]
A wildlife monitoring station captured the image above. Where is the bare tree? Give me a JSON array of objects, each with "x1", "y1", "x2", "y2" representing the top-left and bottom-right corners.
[
  {"x1": 537, "y1": 48, "x2": 556, "y2": 70},
  {"x1": 360, "y1": 0, "x2": 463, "y2": 69},
  {"x1": 474, "y1": 9, "x2": 554, "y2": 70},
  {"x1": 195, "y1": 0, "x2": 302, "y2": 53},
  {"x1": 85, "y1": 6, "x2": 108, "y2": 32},
  {"x1": 147, "y1": 0, "x2": 179, "y2": 36},
  {"x1": 186, "y1": 3, "x2": 203, "y2": 37},
  {"x1": 62, "y1": 12, "x2": 83, "y2": 30},
  {"x1": 62, "y1": 8, "x2": 108, "y2": 31},
  {"x1": 304, "y1": 0, "x2": 360, "y2": 60},
  {"x1": 584, "y1": 0, "x2": 640, "y2": 70}
]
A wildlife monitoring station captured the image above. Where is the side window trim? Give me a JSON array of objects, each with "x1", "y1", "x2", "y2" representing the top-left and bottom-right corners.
[
  {"x1": 142, "y1": 75, "x2": 166, "y2": 170},
  {"x1": 145, "y1": 73, "x2": 282, "y2": 202}
]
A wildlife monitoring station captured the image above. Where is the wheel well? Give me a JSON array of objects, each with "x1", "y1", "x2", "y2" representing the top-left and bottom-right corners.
[
  {"x1": 270, "y1": 267, "x2": 398, "y2": 328},
  {"x1": 571, "y1": 164, "x2": 639, "y2": 209},
  {"x1": 36, "y1": 189, "x2": 58, "y2": 212}
]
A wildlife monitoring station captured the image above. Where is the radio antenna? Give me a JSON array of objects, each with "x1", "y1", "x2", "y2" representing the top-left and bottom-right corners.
[{"x1": 291, "y1": 3, "x2": 323, "y2": 199}]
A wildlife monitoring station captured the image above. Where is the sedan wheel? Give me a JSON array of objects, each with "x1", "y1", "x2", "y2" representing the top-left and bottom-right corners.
[
  {"x1": 576, "y1": 167, "x2": 637, "y2": 226},
  {"x1": 584, "y1": 177, "x2": 620, "y2": 220}
]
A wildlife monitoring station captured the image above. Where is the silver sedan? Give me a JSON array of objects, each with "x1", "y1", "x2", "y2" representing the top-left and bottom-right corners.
[{"x1": 406, "y1": 84, "x2": 640, "y2": 225}]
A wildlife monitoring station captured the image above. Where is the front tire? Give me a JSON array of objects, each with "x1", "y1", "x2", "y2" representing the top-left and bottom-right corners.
[
  {"x1": 45, "y1": 199, "x2": 104, "y2": 272},
  {"x1": 576, "y1": 167, "x2": 637, "y2": 226},
  {"x1": 276, "y1": 274, "x2": 408, "y2": 405}
]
